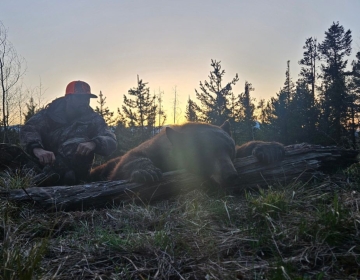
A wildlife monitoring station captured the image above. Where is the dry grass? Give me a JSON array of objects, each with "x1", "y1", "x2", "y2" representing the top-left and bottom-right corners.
[{"x1": 1, "y1": 167, "x2": 360, "y2": 279}]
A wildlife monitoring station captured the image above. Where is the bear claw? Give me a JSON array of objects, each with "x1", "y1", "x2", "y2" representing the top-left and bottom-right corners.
[{"x1": 130, "y1": 168, "x2": 163, "y2": 183}]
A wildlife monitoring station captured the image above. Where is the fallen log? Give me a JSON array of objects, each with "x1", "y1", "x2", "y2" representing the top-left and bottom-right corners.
[{"x1": 0, "y1": 144, "x2": 358, "y2": 211}]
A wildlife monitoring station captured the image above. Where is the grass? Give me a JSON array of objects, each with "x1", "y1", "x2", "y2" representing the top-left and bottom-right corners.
[
  {"x1": 0, "y1": 168, "x2": 35, "y2": 190},
  {"x1": 0, "y1": 166, "x2": 360, "y2": 279}
]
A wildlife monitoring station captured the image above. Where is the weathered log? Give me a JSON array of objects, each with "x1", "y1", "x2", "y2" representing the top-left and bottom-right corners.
[
  {"x1": 0, "y1": 144, "x2": 358, "y2": 211},
  {"x1": 233, "y1": 143, "x2": 359, "y2": 189}
]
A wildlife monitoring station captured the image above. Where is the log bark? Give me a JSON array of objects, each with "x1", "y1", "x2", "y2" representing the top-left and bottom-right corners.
[{"x1": 0, "y1": 144, "x2": 358, "y2": 211}]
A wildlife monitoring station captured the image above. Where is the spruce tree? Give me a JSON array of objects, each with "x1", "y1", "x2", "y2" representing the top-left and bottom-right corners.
[
  {"x1": 122, "y1": 75, "x2": 156, "y2": 142},
  {"x1": 185, "y1": 96, "x2": 200, "y2": 122},
  {"x1": 268, "y1": 61, "x2": 295, "y2": 144},
  {"x1": 112, "y1": 107, "x2": 136, "y2": 156},
  {"x1": 23, "y1": 97, "x2": 38, "y2": 123},
  {"x1": 256, "y1": 99, "x2": 268, "y2": 124},
  {"x1": 235, "y1": 81, "x2": 255, "y2": 142},
  {"x1": 299, "y1": 37, "x2": 320, "y2": 102},
  {"x1": 252, "y1": 99, "x2": 273, "y2": 141},
  {"x1": 94, "y1": 91, "x2": 115, "y2": 126},
  {"x1": 348, "y1": 51, "x2": 360, "y2": 147},
  {"x1": 318, "y1": 21, "x2": 352, "y2": 145},
  {"x1": 288, "y1": 80, "x2": 318, "y2": 143},
  {"x1": 351, "y1": 51, "x2": 360, "y2": 89},
  {"x1": 298, "y1": 37, "x2": 320, "y2": 141},
  {"x1": 195, "y1": 60, "x2": 239, "y2": 125}
]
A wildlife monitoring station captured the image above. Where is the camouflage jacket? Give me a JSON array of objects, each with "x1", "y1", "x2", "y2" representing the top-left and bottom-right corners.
[{"x1": 20, "y1": 97, "x2": 117, "y2": 162}]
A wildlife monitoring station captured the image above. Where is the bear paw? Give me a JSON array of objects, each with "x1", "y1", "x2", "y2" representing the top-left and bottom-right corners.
[
  {"x1": 252, "y1": 142, "x2": 285, "y2": 164},
  {"x1": 130, "y1": 167, "x2": 163, "y2": 183}
]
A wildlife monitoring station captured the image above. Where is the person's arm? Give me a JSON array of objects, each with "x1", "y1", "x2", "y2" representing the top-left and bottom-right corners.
[
  {"x1": 76, "y1": 141, "x2": 96, "y2": 156},
  {"x1": 32, "y1": 147, "x2": 55, "y2": 165},
  {"x1": 20, "y1": 111, "x2": 55, "y2": 164},
  {"x1": 89, "y1": 115, "x2": 117, "y2": 157}
]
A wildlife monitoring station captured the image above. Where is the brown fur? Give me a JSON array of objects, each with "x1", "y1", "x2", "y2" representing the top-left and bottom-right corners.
[
  {"x1": 236, "y1": 141, "x2": 285, "y2": 163},
  {"x1": 91, "y1": 121, "x2": 238, "y2": 185},
  {"x1": 90, "y1": 122, "x2": 285, "y2": 185},
  {"x1": 89, "y1": 156, "x2": 122, "y2": 181}
]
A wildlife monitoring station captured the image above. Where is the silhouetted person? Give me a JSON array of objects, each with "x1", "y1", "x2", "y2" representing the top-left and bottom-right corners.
[{"x1": 20, "y1": 80, "x2": 117, "y2": 185}]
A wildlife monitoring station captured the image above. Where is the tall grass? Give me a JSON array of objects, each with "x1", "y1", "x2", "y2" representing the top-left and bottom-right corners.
[{"x1": 0, "y1": 165, "x2": 359, "y2": 279}]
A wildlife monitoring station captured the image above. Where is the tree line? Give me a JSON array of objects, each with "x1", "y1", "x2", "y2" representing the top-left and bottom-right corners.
[
  {"x1": 97, "y1": 21, "x2": 360, "y2": 151},
  {"x1": 1, "y1": 21, "x2": 360, "y2": 157},
  {"x1": 185, "y1": 21, "x2": 360, "y2": 148}
]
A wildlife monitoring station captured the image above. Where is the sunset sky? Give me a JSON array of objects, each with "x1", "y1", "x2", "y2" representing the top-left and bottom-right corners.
[{"x1": 2, "y1": 0, "x2": 360, "y2": 124}]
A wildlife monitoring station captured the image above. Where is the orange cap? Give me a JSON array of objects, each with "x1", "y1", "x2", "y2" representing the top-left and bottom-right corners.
[{"x1": 65, "y1": 81, "x2": 97, "y2": 98}]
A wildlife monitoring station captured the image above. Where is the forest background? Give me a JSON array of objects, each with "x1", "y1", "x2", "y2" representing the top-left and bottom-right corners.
[
  {"x1": 1, "y1": 21, "x2": 360, "y2": 159},
  {"x1": 2, "y1": 16, "x2": 360, "y2": 279}
]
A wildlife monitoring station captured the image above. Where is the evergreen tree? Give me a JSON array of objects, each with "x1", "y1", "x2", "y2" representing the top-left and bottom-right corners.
[
  {"x1": 115, "y1": 107, "x2": 127, "y2": 127},
  {"x1": 156, "y1": 89, "x2": 167, "y2": 127},
  {"x1": 284, "y1": 60, "x2": 295, "y2": 102},
  {"x1": 122, "y1": 75, "x2": 156, "y2": 141},
  {"x1": 235, "y1": 81, "x2": 255, "y2": 142},
  {"x1": 252, "y1": 99, "x2": 273, "y2": 141},
  {"x1": 268, "y1": 92, "x2": 287, "y2": 143},
  {"x1": 23, "y1": 97, "x2": 38, "y2": 123},
  {"x1": 352, "y1": 51, "x2": 360, "y2": 88},
  {"x1": 229, "y1": 91, "x2": 237, "y2": 121},
  {"x1": 112, "y1": 107, "x2": 136, "y2": 156},
  {"x1": 347, "y1": 51, "x2": 360, "y2": 147},
  {"x1": 185, "y1": 96, "x2": 200, "y2": 122},
  {"x1": 256, "y1": 99, "x2": 268, "y2": 124},
  {"x1": 288, "y1": 80, "x2": 318, "y2": 143},
  {"x1": 195, "y1": 60, "x2": 239, "y2": 125},
  {"x1": 318, "y1": 21, "x2": 352, "y2": 145},
  {"x1": 299, "y1": 37, "x2": 320, "y2": 102},
  {"x1": 298, "y1": 37, "x2": 320, "y2": 140},
  {"x1": 94, "y1": 91, "x2": 115, "y2": 126},
  {"x1": 267, "y1": 61, "x2": 295, "y2": 144}
]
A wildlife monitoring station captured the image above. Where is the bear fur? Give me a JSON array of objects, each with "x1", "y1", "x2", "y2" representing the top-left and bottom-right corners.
[
  {"x1": 89, "y1": 156, "x2": 122, "y2": 182},
  {"x1": 236, "y1": 141, "x2": 285, "y2": 164},
  {"x1": 90, "y1": 121, "x2": 285, "y2": 186},
  {"x1": 91, "y1": 121, "x2": 238, "y2": 185}
]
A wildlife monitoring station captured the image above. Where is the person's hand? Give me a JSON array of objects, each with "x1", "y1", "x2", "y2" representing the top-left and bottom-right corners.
[
  {"x1": 76, "y1": 141, "x2": 96, "y2": 156},
  {"x1": 33, "y1": 148, "x2": 56, "y2": 165}
]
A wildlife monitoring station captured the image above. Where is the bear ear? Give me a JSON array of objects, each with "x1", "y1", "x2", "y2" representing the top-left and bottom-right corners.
[
  {"x1": 220, "y1": 120, "x2": 231, "y2": 136},
  {"x1": 166, "y1": 127, "x2": 183, "y2": 145}
]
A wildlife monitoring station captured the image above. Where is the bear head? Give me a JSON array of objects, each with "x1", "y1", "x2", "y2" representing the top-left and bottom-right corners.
[{"x1": 165, "y1": 121, "x2": 238, "y2": 186}]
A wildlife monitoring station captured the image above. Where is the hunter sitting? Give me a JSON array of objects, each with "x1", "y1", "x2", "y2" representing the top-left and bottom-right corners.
[{"x1": 20, "y1": 80, "x2": 117, "y2": 186}]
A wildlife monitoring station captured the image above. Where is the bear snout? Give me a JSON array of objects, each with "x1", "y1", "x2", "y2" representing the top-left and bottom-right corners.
[
  {"x1": 212, "y1": 156, "x2": 239, "y2": 186},
  {"x1": 223, "y1": 172, "x2": 239, "y2": 185}
]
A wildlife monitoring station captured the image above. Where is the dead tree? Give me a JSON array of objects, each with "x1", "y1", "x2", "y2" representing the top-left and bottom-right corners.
[{"x1": 0, "y1": 21, "x2": 26, "y2": 142}]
